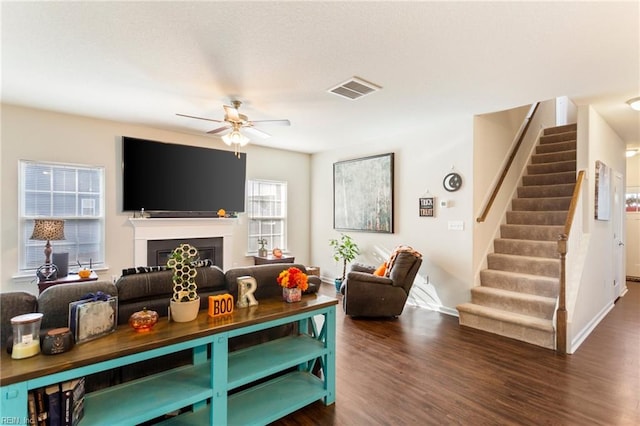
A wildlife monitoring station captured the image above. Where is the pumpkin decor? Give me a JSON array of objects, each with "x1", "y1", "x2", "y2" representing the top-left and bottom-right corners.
[{"x1": 129, "y1": 308, "x2": 159, "y2": 332}]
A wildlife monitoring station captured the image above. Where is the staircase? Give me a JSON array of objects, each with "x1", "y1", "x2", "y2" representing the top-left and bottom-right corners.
[{"x1": 458, "y1": 123, "x2": 577, "y2": 349}]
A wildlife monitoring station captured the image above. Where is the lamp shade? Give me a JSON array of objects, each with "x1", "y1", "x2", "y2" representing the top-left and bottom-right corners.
[{"x1": 30, "y1": 219, "x2": 65, "y2": 241}]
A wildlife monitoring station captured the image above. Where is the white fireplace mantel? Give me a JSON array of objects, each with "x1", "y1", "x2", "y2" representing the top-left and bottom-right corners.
[{"x1": 129, "y1": 218, "x2": 236, "y2": 270}]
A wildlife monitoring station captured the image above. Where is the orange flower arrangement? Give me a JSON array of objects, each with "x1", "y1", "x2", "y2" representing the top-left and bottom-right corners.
[{"x1": 277, "y1": 267, "x2": 309, "y2": 291}]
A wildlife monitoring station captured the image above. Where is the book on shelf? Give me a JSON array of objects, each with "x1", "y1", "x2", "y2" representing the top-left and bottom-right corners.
[
  {"x1": 34, "y1": 387, "x2": 48, "y2": 426},
  {"x1": 61, "y1": 377, "x2": 85, "y2": 426},
  {"x1": 44, "y1": 383, "x2": 62, "y2": 426},
  {"x1": 27, "y1": 391, "x2": 37, "y2": 426}
]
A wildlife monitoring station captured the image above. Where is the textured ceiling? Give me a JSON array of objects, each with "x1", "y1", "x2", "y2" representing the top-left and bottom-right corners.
[{"x1": 2, "y1": 1, "x2": 639, "y2": 153}]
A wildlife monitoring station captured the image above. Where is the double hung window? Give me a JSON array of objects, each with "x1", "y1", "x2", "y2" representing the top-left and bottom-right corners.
[
  {"x1": 246, "y1": 180, "x2": 287, "y2": 254},
  {"x1": 19, "y1": 160, "x2": 105, "y2": 273}
]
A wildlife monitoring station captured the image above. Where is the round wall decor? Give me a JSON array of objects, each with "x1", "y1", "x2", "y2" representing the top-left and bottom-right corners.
[{"x1": 443, "y1": 172, "x2": 462, "y2": 192}]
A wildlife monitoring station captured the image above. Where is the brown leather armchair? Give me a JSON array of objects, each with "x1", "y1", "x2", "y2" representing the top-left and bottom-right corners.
[{"x1": 341, "y1": 250, "x2": 422, "y2": 317}]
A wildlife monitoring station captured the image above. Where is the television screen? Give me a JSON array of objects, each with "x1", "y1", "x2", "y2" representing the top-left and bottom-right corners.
[{"x1": 122, "y1": 137, "x2": 246, "y2": 214}]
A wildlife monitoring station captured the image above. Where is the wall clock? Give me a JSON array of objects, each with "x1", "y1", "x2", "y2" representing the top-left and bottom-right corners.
[{"x1": 443, "y1": 172, "x2": 462, "y2": 192}]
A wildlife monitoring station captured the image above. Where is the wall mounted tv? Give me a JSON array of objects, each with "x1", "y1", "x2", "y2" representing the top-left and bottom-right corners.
[{"x1": 122, "y1": 136, "x2": 246, "y2": 217}]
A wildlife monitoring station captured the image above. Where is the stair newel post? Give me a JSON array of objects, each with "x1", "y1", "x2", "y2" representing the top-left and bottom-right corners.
[{"x1": 556, "y1": 234, "x2": 568, "y2": 354}]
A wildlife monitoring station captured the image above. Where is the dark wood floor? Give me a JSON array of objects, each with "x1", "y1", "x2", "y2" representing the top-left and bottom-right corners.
[{"x1": 273, "y1": 282, "x2": 640, "y2": 425}]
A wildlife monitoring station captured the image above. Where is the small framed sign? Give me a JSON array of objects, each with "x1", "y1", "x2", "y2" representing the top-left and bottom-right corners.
[{"x1": 419, "y1": 197, "x2": 435, "y2": 217}]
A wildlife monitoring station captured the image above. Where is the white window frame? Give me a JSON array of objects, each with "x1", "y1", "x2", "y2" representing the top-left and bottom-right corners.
[
  {"x1": 18, "y1": 160, "x2": 106, "y2": 275},
  {"x1": 247, "y1": 179, "x2": 287, "y2": 255}
]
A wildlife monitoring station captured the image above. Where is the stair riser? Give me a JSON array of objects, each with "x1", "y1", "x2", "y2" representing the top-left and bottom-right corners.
[
  {"x1": 471, "y1": 289, "x2": 556, "y2": 320},
  {"x1": 493, "y1": 239, "x2": 558, "y2": 259},
  {"x1": 536, "y1": 140, "x2": 576, "y2": 154},
  {"x1": 506, "y1": 211, "x2": 567, "y2": 225},
  {"x1": 543, "y1": 124, "x2": 577, "y2": 135},
  {"x1": 540, "y1": 131, "x2": 576, "y2": 144},
  {"x1": 517, "y1": 184, "x2": 575, "y2": 198},
  {"x1": 531, "y1": 150, "x2": 576, "y2": 164},
  {"x1": 512, "y1": 198, "x2": 571, "y2": 211},
  {"x1": 500, "y1": 225, "x2": 564, "y2": 241},
  {"x1": 480, "y1": 270, "x2": 559, "y2": 298},
  {"x1": 487, "y1": 254, "x2": 560, "y2": 277},
  {"x1": 527, "y1": 161, "x2": 576, "y2": 175},
  {"x1": 458, "y1": 311, "x2": 554, "y2": 349},
  {"x1": 523, "y1": 172, "x2": 576, "y2": 186}
]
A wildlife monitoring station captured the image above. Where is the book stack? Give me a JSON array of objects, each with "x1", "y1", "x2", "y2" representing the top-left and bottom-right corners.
[{"x1": 29, "y1": 377, "x2": 85, "y2": 426}]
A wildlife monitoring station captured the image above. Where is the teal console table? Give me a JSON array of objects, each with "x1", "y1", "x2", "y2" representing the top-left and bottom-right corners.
[{"x1": 1, "y1": 294, "x2": 337, "y2": 425}]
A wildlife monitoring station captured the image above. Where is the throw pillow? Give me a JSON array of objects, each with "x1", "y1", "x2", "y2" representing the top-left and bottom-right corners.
[{"x1": 373, "y1": 262, "x2": 387, "y2": 276}]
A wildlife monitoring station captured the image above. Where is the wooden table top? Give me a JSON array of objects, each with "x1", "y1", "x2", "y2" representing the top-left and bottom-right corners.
[{"x1": 1, "y1": 294, "x2": 337, "y2": 386}]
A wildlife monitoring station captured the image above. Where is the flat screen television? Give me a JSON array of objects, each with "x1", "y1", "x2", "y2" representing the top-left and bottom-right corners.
[{"x1": 122, "y1": 136, "x2": 246, "y2": 216}]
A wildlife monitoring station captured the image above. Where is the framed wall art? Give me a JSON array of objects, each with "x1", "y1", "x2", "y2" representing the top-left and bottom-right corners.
[
  {"x1": 595, "y1": 160, "x2": 611, "y2": 221},
  {"x1": 333, "y1": 153, "x2": 394, "y2": 233},
  {"x1": 419, "y1": 197, "x2": 434, "y2": 217}
]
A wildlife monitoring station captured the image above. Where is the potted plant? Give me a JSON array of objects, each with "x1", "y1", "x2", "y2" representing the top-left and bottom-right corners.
[
  {"x1": 167, "y1": 243, "x2": 201, "y2": 322},
  {"x1": 257, "y1": 238, "x2": 268, "y2": 257},
  {"x1": 329, "y1": 233, "x2": 359, "y2": 292}
]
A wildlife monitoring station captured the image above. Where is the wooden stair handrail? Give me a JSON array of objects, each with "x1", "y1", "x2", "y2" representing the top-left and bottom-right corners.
[
  {"x1": 556, "y1": 170, "x2": 585, "y2": 355},
  {"x1": 563, "y1": 170, "x2": 585, "y2": 236},
  {"x1": 477, "y1": 102, "x2": 540, "y2": 223}
]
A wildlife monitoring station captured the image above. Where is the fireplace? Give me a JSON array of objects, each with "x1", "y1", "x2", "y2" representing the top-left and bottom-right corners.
[
  {"x1": 147, "y1": 237, "x2": 223, "y2": 267},
  {"x1": 129, "y1": 218, "x2": 235, "y2": 270}
]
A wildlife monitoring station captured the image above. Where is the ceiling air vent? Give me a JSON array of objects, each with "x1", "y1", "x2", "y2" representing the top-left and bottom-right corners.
[{"x1": 328, "y1": 77, "x2": 381, "y2": 100}]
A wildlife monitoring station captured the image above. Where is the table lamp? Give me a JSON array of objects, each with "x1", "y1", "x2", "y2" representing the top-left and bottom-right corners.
[{"x1": 30, "y1": 219, "x2": 65, "y2": 281}]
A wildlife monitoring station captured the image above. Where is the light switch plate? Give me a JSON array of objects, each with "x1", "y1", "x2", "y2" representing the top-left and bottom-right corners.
[{"x1": 448, "y1": 220, "x2": 464, "y2": 231}]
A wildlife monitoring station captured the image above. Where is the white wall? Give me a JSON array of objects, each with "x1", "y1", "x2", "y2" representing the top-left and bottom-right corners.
[
  {"x1": 0, "y1": 104, "x2": 312, "y2": 295},
  {"x1": 310, "y1": 115, "x2": 473, "y2": 314},
  {"x1": 569, "y1": 105, "x2": 627, "y2": 352}
]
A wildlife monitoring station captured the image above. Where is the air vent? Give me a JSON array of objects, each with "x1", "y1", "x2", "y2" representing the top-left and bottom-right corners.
[{"x1": 328, "y1": 77, "x2": 381, "y2": 100}]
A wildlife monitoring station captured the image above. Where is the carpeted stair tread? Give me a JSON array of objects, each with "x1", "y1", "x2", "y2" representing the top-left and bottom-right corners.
[
  {"x1": 531, "y1": 149, "x2": 576, "y2": 164},
  {"x1": 522, "y1": 171, "x2": 576, "y2": 186},
  {"x1": 493, "y1": 238, "x2": 559, "y2": 259},
  {"x1": 487, "y1": 253, "x2": 560, "y2": 277},
  {"x1": 500, "y1": 224, "x2": 564, "y2": 241},
  {"x1": 506, "y1": 210, "x2": 568, "y2": 225},
  {"x1": 536, "y1": 140, "x2": 576, "y2": 154},
  {"x1": 527, "y1": 160, "x2": 576, "y2": 175},
  {"x1": 539, "y1": 130, "x2": 577, "y2": 144},
  {"x1": 544, "y1": 123, "x2": 576, "y2": 135},
  {"x1": 480, "y1": 269, "x2": 559, "y2": 298},
  {"x1": 512, "y1": 197, "x2": 571, "y2": 211},
  {"x1": 470, "y1": 286, "x2": 557, "y2": 320},
  {"x1": 457, "y1": 303, "x2": 555, "y2": 332},
  {"x1": 517, "y1": 183, "x2": 575, "y2": 198}
]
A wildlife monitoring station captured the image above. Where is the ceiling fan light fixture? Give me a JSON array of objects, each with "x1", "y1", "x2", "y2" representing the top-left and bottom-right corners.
[
  {"x1": 626, "y1": 97, "x2": 640, "y2": 111},
  {"x1": 222, "y1": 129, "x2": 250, "y2": 146}
]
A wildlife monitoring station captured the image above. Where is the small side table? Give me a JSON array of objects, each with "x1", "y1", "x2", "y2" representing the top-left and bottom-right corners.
[
  {"x1": 38, "y1": 271, "x2": 99, "y2": 294},
  {"x1": 253, "y1": 255, "x2": 295, "y2": 265}
]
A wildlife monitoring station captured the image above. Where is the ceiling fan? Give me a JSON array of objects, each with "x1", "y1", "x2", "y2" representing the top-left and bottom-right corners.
[{"x1": 176, "y1": 100, "x2": 290, "y2": 142}]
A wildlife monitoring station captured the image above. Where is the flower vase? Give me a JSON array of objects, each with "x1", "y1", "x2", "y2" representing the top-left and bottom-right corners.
[{"x1": 282, "y1": 287, "x2": 302, "y2": 303}]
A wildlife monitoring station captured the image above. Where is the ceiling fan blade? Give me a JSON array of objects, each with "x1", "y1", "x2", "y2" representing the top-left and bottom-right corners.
[
  {"x1": 176, "y1": 113, "x2": 224, "y2": 123},
  {"x1": 249, "y1": 119, "x2": 291, "y2": 126},
  {"x1": 223, "y1": 105, "x2": 241, "y2": 122},
  {"x1": 207, "y1": 125, "x2": 231, "y2": 135},
  {"x1": 243, "y1": 126, "x2": 271, "y2": 139}
]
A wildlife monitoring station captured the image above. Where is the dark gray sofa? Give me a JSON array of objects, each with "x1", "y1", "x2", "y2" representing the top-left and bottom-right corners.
[
  {"x1": 2, "y1": 263, "x2": 320, "y2": 389},
  {"x1": 115, "y1": 266, "x2": 227, "y2": 324}
]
